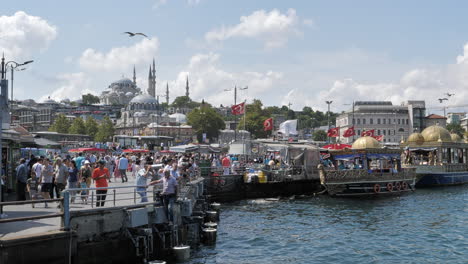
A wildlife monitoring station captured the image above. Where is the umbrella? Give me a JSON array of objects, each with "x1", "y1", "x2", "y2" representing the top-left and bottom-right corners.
[
  {"x1": 322, "y1": 143, "x2": 352, "y2": 150},
  {"x1": 160, "y1": 150, "x2": 175, "y2": 153},
  {"x1": 69, "y1": 148, "x2": 106, "y2": 153},
  {"x1": 123, "y1": 149, "x2": 149, "y2": 153}
]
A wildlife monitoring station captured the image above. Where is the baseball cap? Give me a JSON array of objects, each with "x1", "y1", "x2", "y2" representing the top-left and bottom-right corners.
[{"x1": 84, "y1": 160, "x2": 90, "y2": 164}]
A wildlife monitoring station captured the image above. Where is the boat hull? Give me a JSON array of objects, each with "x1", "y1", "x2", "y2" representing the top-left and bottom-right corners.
[{"x1": 416, "y1": 172, "x2": 468, "y2": 187}]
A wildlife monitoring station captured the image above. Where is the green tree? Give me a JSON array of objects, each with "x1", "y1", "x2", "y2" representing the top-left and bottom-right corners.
[
  {"x1": 312, "y1": 130, "x2": 327, "y2": 141},
  {"x1": 95, "y1": 116, "x2": 115, "y2": 142},
  {"x1": 171, "y1": 96, "x2": 202, "y2": 109},
  {"x1": 187, "y1": 104, "x2": 225, "y2": 142},
  {"x1": 49, "y1": 114, "x2": 70, "y2": 133},
  {"x1": 237, "y1": 99, "x2": 271, "y2": 139},
  {"x1": 446, "y1": 122, "x2": 465, "y2": 137},
  {"x1": 69, "y1": 117, "x2": 86, "y2": 134},
  {"x1": 85, "y1": 117, "x2": 99, "y2": 138},
  {"x1": 82, "y1": 93, "x2": 100, "y2": 105}
]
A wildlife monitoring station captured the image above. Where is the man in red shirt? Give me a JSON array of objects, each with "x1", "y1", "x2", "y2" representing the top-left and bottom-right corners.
[
  {"x1": 92, "y1": 160, "x2": 109, "y2": 207},
  {"x1": 221, "y1": 155, "x2": 231, "y2": 175}
]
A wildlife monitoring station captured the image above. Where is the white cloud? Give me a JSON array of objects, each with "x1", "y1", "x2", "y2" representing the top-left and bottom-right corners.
[
  {"x1": 78, "y1": 37, "x2": 159, "y2": 72},
  {"x1": 205, "y1": 8, "x2": 301, "y2": 49},
  {"x1": 0, "y1": 11, "x2": 57, "y2": 60},
  {"x1": 39, "y1": 72, "x2": 98, "y2": 102},
  {"x1": 152, "y1": 0, "x2": 167, "y2": 9}
]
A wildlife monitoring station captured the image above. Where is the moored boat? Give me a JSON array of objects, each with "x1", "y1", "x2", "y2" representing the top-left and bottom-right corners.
[
  {"x1": 320, "y1": 136, "x2": 417, "y2": 197},
  {"x1": 401, "y1": 125, "x2": 468, "y2": 187}
]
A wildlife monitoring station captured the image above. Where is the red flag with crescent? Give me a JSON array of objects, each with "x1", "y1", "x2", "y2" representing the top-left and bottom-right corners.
[
  {"x1": 373, "y1": 135, "x2": 384, "y2": 141},
  {"x1": 343, "y1": 126, "x2": 356, "y2": 137},
  {"x1": 327, "y1": 127, "x2": 340, "y2": 137},
  {"x1": 263, "y1": 118, "x2": 273, "y2": 131},
  {"x1": 361, "y1": 129, "x2": 375, "y2": 137},
  {"x1": 231, "y1": 102, "x2": 245, "y2": 115}
]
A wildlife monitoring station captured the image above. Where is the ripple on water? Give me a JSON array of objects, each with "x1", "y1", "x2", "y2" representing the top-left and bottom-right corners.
[{"x1": 189, "y1": 186, "x2": 468, "y2": 264}]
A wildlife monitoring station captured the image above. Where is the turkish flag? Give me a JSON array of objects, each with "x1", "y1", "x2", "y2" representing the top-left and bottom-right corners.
[
  {"x1": 231, "y1": 102, "x2": 245, "y2": 115},
  {"x1": 361, "y1": 129, "x2": 375, "y2": 137},
  {"x1": 343, "y1": 126, "x2": 356, "y2": 137},
  {"x1": 373, "y1": 135, "x2": 384, "y2": 141},
  {"x1": 327, "y1": 127, "x2": 340, "y2": 137},
  {"x1": 263, "y1": 118, "x2": 273, "y2": 131}
]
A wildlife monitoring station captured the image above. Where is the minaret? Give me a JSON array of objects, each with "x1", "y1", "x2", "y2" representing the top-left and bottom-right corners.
[
  {"x1": 132, "y1": 65, "x2": 136, "y2": 85},
  {"x1": 166, "y1": 82, "x2": 169, "y2": 105},
  {"x1": 185, "y1": 76, "x2": 189, "y2": 97},
  {"x1": 147, "y1": 64, "x2": 152, "y2": 95},
  {"x1": 152, "y1": 58, "x2": 156, "y2": 97}
]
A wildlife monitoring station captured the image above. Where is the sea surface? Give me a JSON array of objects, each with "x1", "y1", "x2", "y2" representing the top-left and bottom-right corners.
[{"x1": 188, "y1": 186, "x2": 467, "y2": 264}]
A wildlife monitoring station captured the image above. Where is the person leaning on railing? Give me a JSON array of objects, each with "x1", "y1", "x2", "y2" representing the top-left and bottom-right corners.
[
  {"x1": 149, "y1": 170, "x2": 177, "y2": 224},
  {"x1": 92, "y1": 160, "x2": 109, "y2": 207}
]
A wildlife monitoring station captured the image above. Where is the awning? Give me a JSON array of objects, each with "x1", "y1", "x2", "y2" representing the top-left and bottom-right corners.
[
  {"x1": 123, "y1": 149, "x2": 149, "y2": 153},
  {"x1": 34, "y1": 138, "x2": 61, "y2": 147},
  {"x1": 69, "y1": 147, "x2": 106, "y2": 152}
]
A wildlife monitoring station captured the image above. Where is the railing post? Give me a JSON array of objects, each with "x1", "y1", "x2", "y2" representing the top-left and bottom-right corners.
[
  {"x1": 133, "y1": 188, "x2": 136, "y2": 204},
  {"x1": 91, "y1": 191, "x2": 94, "y2": 208},
  {"x1": 113, "y1": 189, "x2": 116, "y2": 206},
  {"x1": 62, "y1": 191, "x2": 70, "y2": 231}
]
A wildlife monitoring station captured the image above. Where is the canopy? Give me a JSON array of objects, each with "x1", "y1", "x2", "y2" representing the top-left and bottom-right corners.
[
  {"x1": 170, "y1": 144, "x2": 220, "y2": 153},
  {"x1": 322, "y1": 143, "x2": 352, "y2": 150},
  {"x1": 69, "y1": 147, "x2": 106, "y2": 153},
  {"x1": 159, "y1": 150, "x2": 175, "y2": 153},
  {"x1": 123, "y1": 149, "x2": 149, "y2": 153}
]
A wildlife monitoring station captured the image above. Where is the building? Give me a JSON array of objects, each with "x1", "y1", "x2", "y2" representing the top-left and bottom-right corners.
[
  {"x1": 99, "y1": 77, "x2": 141, "y2": 105},
  {"x1": 336, "y1": 101, "x2": 412, "y2": 144},
  {"x1": 117, "y1": 94, "x2": 160, "y2": 129},
  {"x1": 218, "y1": 129, "x2": 251, "y2": 145},
  {"x1": 144, "y1": 123, "x2": 193, "y2": 143},
  {"x1": 404, "y1": 100, "x2": 426, "y2": 133},
  {"x1": 425, "y1": 114, "x2": 447, "y2": 127},
  {"x1": 460, "y1": 116, "x2": 468, "y2": 132},
  {"x1": 446, "y1": 112, "x2": 466, "y2": 125}
]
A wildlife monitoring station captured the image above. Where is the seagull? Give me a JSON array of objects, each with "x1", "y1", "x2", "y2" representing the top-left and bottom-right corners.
[
  {"x1": 438, "y1": 98, "x2": 448, "y2": 103},
  {"x1": 123, "y1": 32, "x2": 149, "y2": 38},
  {"x1": 445, "y1": 92, "x2": 454, "y2": 97}
]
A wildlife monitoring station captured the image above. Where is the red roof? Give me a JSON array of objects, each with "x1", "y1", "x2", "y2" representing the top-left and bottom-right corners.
[{"x1": 426, "y1": 114, "x2": 446, "y2": 119}]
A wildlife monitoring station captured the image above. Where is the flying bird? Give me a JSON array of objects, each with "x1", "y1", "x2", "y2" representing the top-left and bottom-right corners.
[
  {"x1": 123, "y1": 32, "x2": 149, "y2": 38},
  {"x1": 438, "y1": 98, "x2": 448, "y2": 103},
  {"x1": 445, "y1": 92, "x2": 454, "y2": 97}
]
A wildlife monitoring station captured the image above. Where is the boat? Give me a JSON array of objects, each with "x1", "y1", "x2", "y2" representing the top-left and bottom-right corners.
[
  {"x1": 320, "y1": 136, "x2": 417, "y2": 197},
  {"x1": 401, "y1": 125, "x2": 468, "y2": 187}
]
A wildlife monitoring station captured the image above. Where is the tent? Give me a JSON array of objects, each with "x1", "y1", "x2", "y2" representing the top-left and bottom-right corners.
[
  {"x1": 322, "y1": 143, "x2": 352, "y2": 150},
  {"x1": 170, "y1": 144, "x2": 221, "y2": 154},
  {"x1": 69, "y1": 147, "x2": 106, "y2": 153},
  {"x1": 123, "y1": 149, "x2": 149, "y2": 153}
]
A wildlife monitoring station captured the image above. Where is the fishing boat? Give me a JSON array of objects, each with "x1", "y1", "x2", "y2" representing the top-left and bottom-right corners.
[
  {"x1": 401, "y1": 125, "x2": 468, "y2": 187},
  {"x1": 319, "y1": 136, "x2": 417, "y2": 197}
]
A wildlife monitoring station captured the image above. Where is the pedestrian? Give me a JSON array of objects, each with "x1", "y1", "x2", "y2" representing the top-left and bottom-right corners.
[
  {"x1": 15, "y1": 158, "x2": 28, "y2": 201},
  {"x1": 135, "y1": 162, "x2": 153, "y2": 203},
  {"x1": 149, "y1": 170, "x2": 178, "y2": 223},
  {"x1": 104, "y1": 155, "x2": 114, "y2": 182},
  {"x1": 222, "y1": 155, "x2": 231, "y2": 175},
  {"x1": 118, "y1": 154, "x2": 129, "y2": 183},
  {"x1": 74, "y1": 153, "x2": 85, "y2": 170},
  {"x1": 67, "y1": 160, "x2": 79, "y2": 203},
  {"x1": 26, "y1": 171, "x2": 40, "y2": 208},
  {"x1": 40, "y1": 158, "x2": 54, "y2": 208},
  {"x1": 92, "y1": 160, "x2": 109, "y2": 207},
  {"x1": 32, "y1": 157, "x2": 43, "y2": 183},
  {"x1": 54, "y1": 158, "x2": 69, "y2": 200}
]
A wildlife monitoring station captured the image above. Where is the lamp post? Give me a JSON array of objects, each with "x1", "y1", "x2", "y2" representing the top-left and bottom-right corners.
[
  {"x1": 7, "y1": 60, "x2": 33, "y2": 102},
  {"x1": 326, "y1": 100, "x2": 333, "y2": 142},
  {"x1": 224, "y1": 85, "x2": 248, "y2": 141}
]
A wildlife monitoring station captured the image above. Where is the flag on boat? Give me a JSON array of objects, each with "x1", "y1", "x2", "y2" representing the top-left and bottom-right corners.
[
  {"x1": 343, "y1": 126, "x2": 356, "y2": 137},
  {"x1": 278, "y1": 120, "x2": 298, "y2": 136},
  {"x1": 327, "y1": 127, "x2": 340, "y2": 137},
  {"x1": 263, "y1": 118, "x2": 273, "y2": 131},
  {"x1": 231, "y1": 102, "x2": 245, "y2": 115},
  {"x1": 373, "y1": 135, "x2": 384, "y2": 141},
  {"x1": 361, "y1": 129, "x2": 375, "y2": 137}
]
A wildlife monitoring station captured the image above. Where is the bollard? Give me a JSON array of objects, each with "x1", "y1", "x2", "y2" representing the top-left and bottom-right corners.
[
  {"x1": 148, "y1": 261, "x2": 166, "y2": 264},
  {"x1": 204, "y1": 211, "x2": 219, "y2": 223},
  {"x1": 210, "y1": 202, "x2": 221, "y2": 212},
  {"x1": 203, "y1": 222, "x2": 217, "y2": 229},
  {"x1": 173, "y1": 245, "x2": 190, "y2": 262},
  {"x1": 202, "y1": 228, "x2": 217, "y2": 245}
]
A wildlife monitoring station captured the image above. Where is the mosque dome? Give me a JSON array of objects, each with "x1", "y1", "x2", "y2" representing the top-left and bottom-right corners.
[
  {"x1": 450, "y1": 133, "x2": 462, "y2": 142},
  {"x1": 125, "y1": 92, "x2": 134, "y2": 97},
  {"x1": 420, "y1": 125, "x2": 452, "y2": 143},
  {"x1": 113, "y1": 78, "x2": 134, "y2": 86},
  {"x1": 169, "y1": 113, "x2": 187, "y2": 124},
  {"x1": 352, "y1": 136, "x2": 381, "y2": 149},
  {"x1": 42, "y1": 98, "x2": 57, "y2": 104},
  {"x1": 407, "y1": 133, "x2": 425, "y2": 145},
  {"x1": 129, "y1": 94, "x2": 158, "y2": 104}
]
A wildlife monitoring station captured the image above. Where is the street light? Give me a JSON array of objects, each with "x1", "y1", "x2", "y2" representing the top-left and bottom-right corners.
[
  {"x1": 5, "y1": 60, "x2": 34, "y2": 101},
  {"x1": 326, "y1": 101, "x2": 333, "y2": 142}
]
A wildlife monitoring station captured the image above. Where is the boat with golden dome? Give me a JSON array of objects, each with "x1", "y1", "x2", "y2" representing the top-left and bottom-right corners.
[
  {"x1": 401, "y1": 125, "x2": 468, "y2": 187},
  {"x1": 319, "y1": 136, "x2": 417, "y2": 197}
]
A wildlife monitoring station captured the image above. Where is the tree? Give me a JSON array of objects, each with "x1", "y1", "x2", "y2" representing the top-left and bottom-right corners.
[
  {"x1": 69, "y1": 117, "x2": 86, "y2": 134},
  {"x1": 171, "y1": 96, "x2": 202, "y2": 109},
  {"x1": 238, "y1": 99, "x2": 271, "y2": 139},
  {"x1": 95, "y1": 116, "x2": 115, "y2": 142},
  {"x1": 446, "y1": 122, "x2": 465, "y2": 137},
  {"x1": 312, "y1": 130, "x2": 327, "y2": 141},
  {"x1": 85, "y1": 117, "x2": 99, "y2": 138},
  {"x1": 187, "y1": 104, "x2": 225, "y2": 142},
  {"x1": 49, "y1": 114, "x2": 70, "y2": 133},
  {"x1": 82, "y1": 93, "x2": 100, "y2": 105}
]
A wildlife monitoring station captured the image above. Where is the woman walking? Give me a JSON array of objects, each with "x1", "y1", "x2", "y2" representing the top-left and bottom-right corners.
[{"x1": 67, "y1": 160, "x2": 79, "y2": 203}]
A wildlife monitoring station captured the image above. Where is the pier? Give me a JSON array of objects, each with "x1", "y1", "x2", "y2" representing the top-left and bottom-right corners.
[{"x1": 0, "y1": 177, "x2": 216, "y2": 264}]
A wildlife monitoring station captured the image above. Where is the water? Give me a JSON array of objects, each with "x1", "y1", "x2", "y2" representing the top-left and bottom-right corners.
[{"x1": 189, "y1": 186, "x2": 467, "y2": 264}]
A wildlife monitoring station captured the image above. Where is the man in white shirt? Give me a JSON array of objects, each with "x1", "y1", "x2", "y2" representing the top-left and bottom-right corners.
[{"x1": 32, "y1": 158, "x2": 44, "y2": 180}]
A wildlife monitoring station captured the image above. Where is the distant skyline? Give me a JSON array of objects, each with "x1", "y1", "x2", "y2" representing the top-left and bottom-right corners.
[{"x1": 1, "y1": 1, "x2": 468, "y2": 115}]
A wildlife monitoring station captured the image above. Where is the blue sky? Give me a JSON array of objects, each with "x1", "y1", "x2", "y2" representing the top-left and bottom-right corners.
[{"x1": 1, "y1": 0, "x2": 468, "y2": 114}]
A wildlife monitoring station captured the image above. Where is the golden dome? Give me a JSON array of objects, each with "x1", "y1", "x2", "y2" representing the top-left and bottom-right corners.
[
  {"x1": 352, "y1": 136, "x2": 382, "y2": 149},
  {"x1": 420, "y1": 125, "x2": 452, "y2": 143},
  {"x1": 451, "y1": 133, "x2": 462, "y2": 142},
  {"x1": 407, "y1": 133, "x2": 425, "y2": 145}
]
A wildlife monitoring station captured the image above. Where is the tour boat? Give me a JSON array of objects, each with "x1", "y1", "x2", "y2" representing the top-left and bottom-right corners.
[
  {"x1": 319, "y1": 136, "x2": 417, "y2": 197},
  {"x1": 401, "y1": 125, "x2": 468, "y2": 187}
]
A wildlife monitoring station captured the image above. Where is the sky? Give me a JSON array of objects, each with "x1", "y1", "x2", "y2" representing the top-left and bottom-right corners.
[{"x1": 1, "y1": 0, "x2": 468, "y2": 115}]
